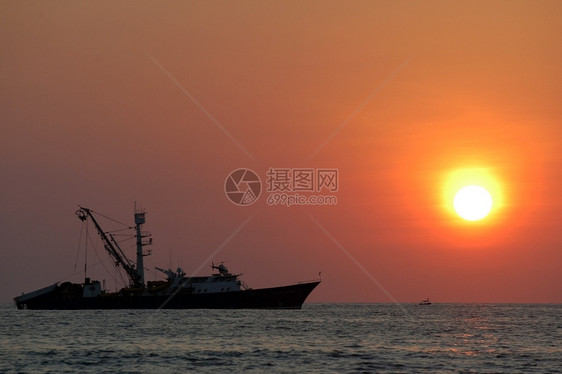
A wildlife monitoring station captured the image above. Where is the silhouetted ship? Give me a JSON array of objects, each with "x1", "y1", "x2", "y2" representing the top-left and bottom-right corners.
[{"x1": 14, "y1": 207, "x2": 320, "y2": 310}]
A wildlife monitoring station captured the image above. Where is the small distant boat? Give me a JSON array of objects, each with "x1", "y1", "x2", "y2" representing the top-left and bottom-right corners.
[{"x1": 419, "y1": 297, "x2": 431, "y2": 305}]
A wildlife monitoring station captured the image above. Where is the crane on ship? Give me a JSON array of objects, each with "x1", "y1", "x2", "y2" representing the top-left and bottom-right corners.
[{"x1": 75, "y1": 207, "x2": 152, "y2": 288}]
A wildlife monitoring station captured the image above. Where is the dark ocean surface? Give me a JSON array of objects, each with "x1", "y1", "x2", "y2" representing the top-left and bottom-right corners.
[{"x1": 1, "y1": 303, "x2": 560, "y2": 373}]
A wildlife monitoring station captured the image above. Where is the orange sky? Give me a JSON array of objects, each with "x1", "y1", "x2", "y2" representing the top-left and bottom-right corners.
[{"x1": 1, "y1": 1, "x2": 561, "y2": 303}]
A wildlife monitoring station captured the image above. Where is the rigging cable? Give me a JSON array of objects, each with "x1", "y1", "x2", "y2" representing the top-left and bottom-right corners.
[
  {"x1": 106, "y1": 227, "x2": 135, "y2": 234},
  {"x1": 84, "y1": 222, "x2": 88, "y2": 278},
  {"x1": 85, "y1": 226, "x2": 128, "y2": 288},
  {"x1": 89, "y1": 209, "x2": 131, "y2": 228},
  {"x1": 57, "y1": 255, "x2": 116, "y2": 284},
  {"x1": 73, "y1": 220, "x2": 85, "y2": 273},
  {"x1": 56, "y1": 221, "x2": 126, "y2": 285}
]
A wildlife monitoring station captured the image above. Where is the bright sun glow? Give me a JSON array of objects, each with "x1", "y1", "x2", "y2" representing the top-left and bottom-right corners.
[
  {"x1": 453, "y1": 185, "x2": 493, "y2": 221},
  {"x1": 442, "y1": 167, "x2": 504, "y2": 224}
]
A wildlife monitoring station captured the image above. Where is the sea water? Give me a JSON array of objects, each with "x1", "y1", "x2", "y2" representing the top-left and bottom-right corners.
[{"x1": 0, "y1": 303, "x2": 560, "y2": 373}]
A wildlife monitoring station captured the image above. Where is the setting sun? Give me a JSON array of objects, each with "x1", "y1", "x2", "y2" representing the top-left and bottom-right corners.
[
  {"x1": 442, "y1": 167, "x2": 504, "y2": 224},
  {"x1": 454, "y1": 185, "x2": 493, "y2": 221}
]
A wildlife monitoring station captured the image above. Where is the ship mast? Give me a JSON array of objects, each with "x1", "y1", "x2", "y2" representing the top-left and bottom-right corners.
[{"x1": 134, "y1": 206, "x2": 152, "y2": 286}]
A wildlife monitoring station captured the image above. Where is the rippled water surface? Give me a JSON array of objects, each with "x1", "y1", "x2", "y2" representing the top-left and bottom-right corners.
[{"x1": 1, "y1": 304, "x2": 560, "y2": 373}]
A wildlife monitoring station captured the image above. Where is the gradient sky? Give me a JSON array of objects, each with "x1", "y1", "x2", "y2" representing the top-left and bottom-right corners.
[{"x1": 1, "y1": 1, "x2": 561, "y2": 304}]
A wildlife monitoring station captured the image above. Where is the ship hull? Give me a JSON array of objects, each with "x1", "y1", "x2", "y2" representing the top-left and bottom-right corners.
[{"x1": 15, "y1": 281, "x2": 320, "y2": 310}]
